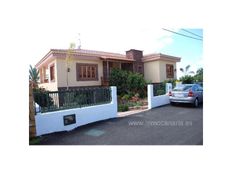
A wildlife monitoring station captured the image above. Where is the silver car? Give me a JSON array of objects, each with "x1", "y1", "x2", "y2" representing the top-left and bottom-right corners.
[{"x1": 169, "y1": 84, "x2": 203, "y2": 107}]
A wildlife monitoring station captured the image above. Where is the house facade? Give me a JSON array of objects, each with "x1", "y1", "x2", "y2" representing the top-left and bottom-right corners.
[{"x1": 35, "y1": 49, "x2": 181, "y2": 91}]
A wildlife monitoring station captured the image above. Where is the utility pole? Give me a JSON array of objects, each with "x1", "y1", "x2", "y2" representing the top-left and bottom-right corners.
[{"x1": 66, "y1": 43, "x2": 76, "y2": 90}]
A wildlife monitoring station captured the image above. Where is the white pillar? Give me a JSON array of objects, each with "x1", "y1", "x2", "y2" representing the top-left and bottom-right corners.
[
  {"x1": 147, "y1": 84, "x2": 153, "y2": 109},
  {"x1": 110, "y1": 86, "x2": 118, "y2": 115},
  {"x1": 166, "y1": 83, "x2": 172, "y2": 94},
  {"x1": 35, "y1": 103, "x2": 40, "y2": 113}
]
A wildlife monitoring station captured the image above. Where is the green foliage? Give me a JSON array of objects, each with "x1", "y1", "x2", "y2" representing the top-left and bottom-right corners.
[
  {"x1": 33, "y1": 88, "x2": 54, "y2": 108},
  {"x1": 179, "y1": 75, "x2": 195, "y2": 84},
  {"x1": 127, "y1": 72, "x2": 146, "y2": 94},
  {"x1": 109, "y1": 68, "x2": 128, "y2": 94},
  {"x1": 194, "y1": 68, "x2": 203, "y2": 82},
  {"x1": 29, "y1": 137, "x2": 43, "y2": 145},
  {"x1": 127, "y1": 101, "x2": 143, "y2": 107},
  {"x1": 29, "y1": 65, "x2": 40, "y2": 87},
  {"x1": 163, "y1": 79, "x2": 177, "y2": 88},
  {"x1": 121, "y1": 94, "x2": 131, "y2": 101},
  {"x1": 157, "y1": 89, "x2": 165, "y2": 96},
  {"x1": 153, "y1": 83, "x2": 166, "y2": 96},
  {"x1": 63, "y1": 93, "x2": 87, "y2": 106},
  {"x1": 109, "y1": 69, "x2": 146, "y2": 96},
  {"x1": 118, "y1": 104, "x2": 129, "y2": 112}
]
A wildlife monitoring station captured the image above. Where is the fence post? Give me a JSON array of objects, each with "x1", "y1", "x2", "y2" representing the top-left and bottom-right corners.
[
  {"x1": 110, "y1": 86, "x2": 117, "y2": 104},
  {"x1": 147, "y1": 84, "x2": 153, "y2": 109},
  {"x1": 110, "y1": 86, "x2": 117, "y2": 115},
  {"x1": 166, "y1": 83, "x2": 172, "y2": 94}
]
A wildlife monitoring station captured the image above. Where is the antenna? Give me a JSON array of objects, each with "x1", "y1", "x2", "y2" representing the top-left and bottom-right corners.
[{"x1": 77, "y1": 33, "x2": 81, "y2": 49}]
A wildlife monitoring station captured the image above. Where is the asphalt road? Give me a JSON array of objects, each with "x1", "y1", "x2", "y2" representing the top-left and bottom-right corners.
[{"x1": 37, "y1": 104, "x2": 203, "y2": 145}]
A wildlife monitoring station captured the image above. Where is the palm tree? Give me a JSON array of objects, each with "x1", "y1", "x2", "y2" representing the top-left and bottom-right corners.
[
  {"x1": 180, "y1": 65, "x2": 195, "y2": 76},
  {"x1": 29, "y1": 65, "x2": 39, "y2": 88}
]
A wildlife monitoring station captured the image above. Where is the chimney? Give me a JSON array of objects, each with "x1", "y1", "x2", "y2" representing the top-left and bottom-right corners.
[
  {"x1": 126, "y1": 49, "x2": 143, "y2": 61},
  {"x1": 126, "y1": 49, "x2": 144, "y2": 74}
]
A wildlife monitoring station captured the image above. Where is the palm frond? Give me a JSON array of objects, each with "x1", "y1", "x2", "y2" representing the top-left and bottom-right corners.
[
  {"x1": 29, "y1": 65, "x2": 40, "y2": 85},
  {"x1": 185, "y1": 65, "x2": 191, "y2": 72}
]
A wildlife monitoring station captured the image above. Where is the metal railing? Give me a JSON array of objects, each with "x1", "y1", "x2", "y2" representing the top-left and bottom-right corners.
[
  {"x1": 153, "y1": 83, "x2": 166, "y2": 96},
  {"x1": 33, "y1": 87, "x2": 112, "y2": 113}
]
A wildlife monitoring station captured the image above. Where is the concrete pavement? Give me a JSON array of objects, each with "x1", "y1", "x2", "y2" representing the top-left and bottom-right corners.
[{"x1": 37, "y1": 104, "x2": 203, "y2": 145}]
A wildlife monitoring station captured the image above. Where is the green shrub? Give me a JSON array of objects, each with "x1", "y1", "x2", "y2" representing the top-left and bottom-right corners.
[
  {"x1": 29, "y1": 137, "x2": 43, "y2": 145},
  {"x1": 157, "y1": 89, "x2": 165, "y2": 96},
  {"x1": 109, "y1": 69, "x2": 147, "y2": 96},
  {"x1": 163, "y1": 79, "x2": 177, "y2": 88},
  {"x1": 121, "y1": 94, "x2": 131, "y2": 101},
  {"x1": 33, "y1": 88, "x2": 54, "y2": 107},
  {"x1": 153, "y1": 83, "x2": 166, "y2": 96},
  {"x1": 118, "y1": 104, "x2": 129, "y2": 112},
  {"x1": 63, "y1": 93, "x2": 88, "y2": 106},
  {"x1": 109, "y1": 68, "x2": 128, "y2": 94},
  {"x1": 135, "y1": 101, "x2": 143, "y2": 107},
  {"x1": 127, "y1": 72, "x2": 147, "y2": 94},
  {"x1": 194, "y1": 68, "x2": 203, "y2": 82},
  {"x1": 179, "y1": 75, "x2": 195, "y2": 84}
]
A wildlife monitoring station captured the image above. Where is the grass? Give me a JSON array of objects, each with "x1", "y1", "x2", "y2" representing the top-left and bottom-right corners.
[{"x1": 29, "y1": 137, "x2": 43, "y2": 145}]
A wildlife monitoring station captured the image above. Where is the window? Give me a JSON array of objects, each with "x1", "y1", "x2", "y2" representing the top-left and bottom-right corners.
[
  {"x1": 166, "y1": 64, "x2": 174, "y2": 78},
  {"x1": 50, "y1": 64, "x2": 55, "y2": 81},
  {"x1": 76, "y1": 63, "x2": 98, "y2": 81}
]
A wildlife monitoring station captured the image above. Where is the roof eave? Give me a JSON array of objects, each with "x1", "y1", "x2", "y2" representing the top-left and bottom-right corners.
[{"x1": 35, "y1": 50, "x2": 53, "y2": 69}]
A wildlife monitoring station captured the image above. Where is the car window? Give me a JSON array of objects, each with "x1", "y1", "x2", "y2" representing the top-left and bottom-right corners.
[
  {"x1": 173, "y1": 85, "x2": 192, "y2": 91},
  {"x1": 198, "y1": 86, "x2": 203, "y2": 91},
  {"x1": 192, "y1": 85, "x2": 198, "y2": 91}
]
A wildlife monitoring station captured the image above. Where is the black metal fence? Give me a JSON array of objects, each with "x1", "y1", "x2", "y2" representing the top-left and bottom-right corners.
[
  {"x1": 33, "y1": 87, "x2": 112, "y2": 113},
  {"x1": 153, "y1": 83, "x2": 166, "y2": 96}
]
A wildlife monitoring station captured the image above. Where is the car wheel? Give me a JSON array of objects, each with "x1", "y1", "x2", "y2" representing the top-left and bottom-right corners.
[
  {"x1": 170, "y1": 102, "x2": 175, "y2": 106},
  {"x1": 193, "y1": 98, "x2": 199, "y2": 107}
]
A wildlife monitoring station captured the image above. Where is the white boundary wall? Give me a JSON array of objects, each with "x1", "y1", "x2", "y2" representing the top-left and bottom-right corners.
[
  {"x1": 147, "y1": 84, "x2": 172, "y2": 109},
  {"x1": 35, "y1": 86, "x2": 117, "y2": 136}
]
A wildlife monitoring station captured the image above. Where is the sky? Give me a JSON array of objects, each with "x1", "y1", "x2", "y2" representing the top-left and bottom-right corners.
[
  {"x1": 159, "y1": 29, "x2": 203, "y2": 78},
  {"x1": 24, "y1": 0, "x2": 202, "y2": 80},
  {"x1": 30, "y1": 27, "x2": 203, "y2": 79}
]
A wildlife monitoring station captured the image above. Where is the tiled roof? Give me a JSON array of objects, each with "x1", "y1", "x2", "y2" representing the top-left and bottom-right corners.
[
  {"x1": 51, "y1": 49, "x2": 126, "y2": 58},
  {"x1": 36, "y1": 49, "x2": 130, "y2": 68},
  {"x1": 36, "y1": 49, "x2": 181, "y2": 68}
]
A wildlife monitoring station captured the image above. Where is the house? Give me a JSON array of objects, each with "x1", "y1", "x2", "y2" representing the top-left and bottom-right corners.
[{"x1": 35, "y1": 49, "x2": 181, "y2": 91}]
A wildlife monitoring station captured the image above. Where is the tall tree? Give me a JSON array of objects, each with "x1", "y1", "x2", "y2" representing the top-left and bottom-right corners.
[
  {"x1": 194, "y1": 67, "x2": 203, "y2": 82},
  {"x1": 180, "y1": 65, "x2": 195, "y2": 76},
  {"x1": 29, "y1": 65, "x2": 39, "y2": 88}
]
